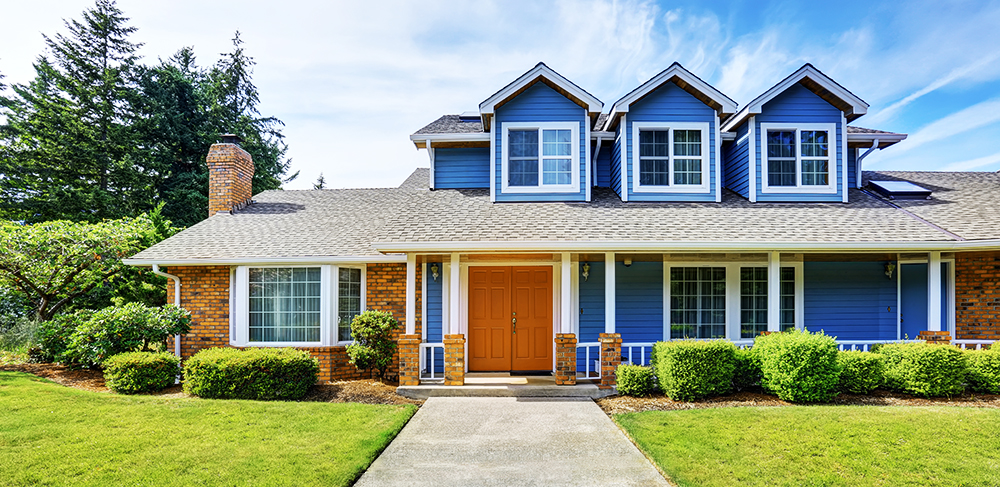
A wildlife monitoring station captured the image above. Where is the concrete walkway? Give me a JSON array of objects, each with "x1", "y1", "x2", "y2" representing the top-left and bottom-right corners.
[{"x1": 355, "y1": 397, "x2": 669, "y2": 486}]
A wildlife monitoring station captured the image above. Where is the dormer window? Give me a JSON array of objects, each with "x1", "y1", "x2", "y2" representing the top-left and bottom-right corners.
[
  {"x1": 761, "y1": 123, "x2": 836, "y2": 193},
  {"x1": 501, "y1": 122, "x2": 579, "y2": 193},
  {"x1": 631, "y1": 122, "x2": 710, "y2": 193}
]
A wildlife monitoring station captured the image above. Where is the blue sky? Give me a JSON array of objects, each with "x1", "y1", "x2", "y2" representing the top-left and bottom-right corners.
[{"x1": 3, "y1": 0, "x2": 999, "y2": 189}]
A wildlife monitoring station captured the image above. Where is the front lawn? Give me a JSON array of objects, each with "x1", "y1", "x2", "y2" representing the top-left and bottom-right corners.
[
  {"x1": 617, "y1": 406, "x2": 1000, "y2": 487},
  {"x1": 0, "y1": 371, "x2": 416, "y2": 486}
]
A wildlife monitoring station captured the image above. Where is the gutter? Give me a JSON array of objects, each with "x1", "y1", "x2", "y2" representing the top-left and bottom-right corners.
[
  {"x1": 373, "y1": 239, "x2": 1000, "y2": 253},
  {"x1": 855, "y1": 139, "x2": 879, "y2": 189},
  {"x1": 152, "y1": 264, "x2": 182, "y2": 362},
  {"x1": 123, "y1": 255, "x2": 408, "y2": 266}
]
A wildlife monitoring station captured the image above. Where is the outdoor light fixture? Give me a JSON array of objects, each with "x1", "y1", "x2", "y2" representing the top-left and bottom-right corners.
[
  {"x1": 582, "y1": 263, "x2": 590, "y2": 281},
  {"x1": 884, "y1": 262, "x2": 896, "y2": 279},
  {"x1": 430, "y1": 263, "x2": 439, "y2": 281},
  {"x1": 624, "y1": 258, "x2": 632, "y2": 267}
]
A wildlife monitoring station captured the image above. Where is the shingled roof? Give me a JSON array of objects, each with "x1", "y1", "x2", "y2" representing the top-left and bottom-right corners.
[{"x1": 127, "y1": 168, "x2": 1000, "y2": 264}]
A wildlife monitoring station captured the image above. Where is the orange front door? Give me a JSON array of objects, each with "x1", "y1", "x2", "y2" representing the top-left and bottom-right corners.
[{"x1": 468, "y1": 266, "x2": 552, "y2": 372}]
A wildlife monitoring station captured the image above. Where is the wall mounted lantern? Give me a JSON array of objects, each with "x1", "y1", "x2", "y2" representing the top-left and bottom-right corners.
[
  {"x1": 624, "y1": 258, "x2": 632, "y2": 267},
  {"x1": 430, "y1": 263, "x2": 439, "y2": 282},
  {"x1": 582, "y1": 263, "x2": 590, "y2": 281},
  {"x1": 884, "y1": 262, "x2": 896, "y2": 279}
]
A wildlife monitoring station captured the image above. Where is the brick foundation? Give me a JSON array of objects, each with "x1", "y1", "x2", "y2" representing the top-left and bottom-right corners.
[
  {"x1": 956, "y1": 251, "x2": 1000, "y2": 341},
  {"x1": 555, "y1": 333, "x2": 577, "y2": 385},
  {"x1": 444, "y1": 334, "x2": 466, "y2": 386},
  {"x1": 397, "y1": 334, "x2": 421, "y2": 386},
  {"x1": 917, "y1": 330, "x2": 952, "y2": 344},
  {"x1": 599, "y1": 333, "x2": 622, "y2": 390}
]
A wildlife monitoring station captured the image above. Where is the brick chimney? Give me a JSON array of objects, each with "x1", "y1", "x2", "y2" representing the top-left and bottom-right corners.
[{"x1": 206, "y1": 135, "x2": 254, "y2": 216}]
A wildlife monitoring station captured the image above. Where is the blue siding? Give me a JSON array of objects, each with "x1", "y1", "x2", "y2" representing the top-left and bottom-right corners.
[
  {"x1": 610, "y1": 125, "x2": 623, "y2": 196},
  {"x1": 615, "y1": 262, "x2": 664, "y2": 343},
  {"x1": 434, "y1": 148, "x2": 490, "y2": 189},
  {"x1": 899, "y1": 262, "x2": 950, "y2": 339},
  {"x1": 804, "y1": 262, "x2": 897, "y2": 340},
  {"x1": 847, "y1": 146, "x2": 857, "y2": 189},
  {"x1": 578, "y1": 261, "x2": 606, "y2": 343},
  {"x1": 423, "y1": 263, "x2": 444, "y2": 374},
  {"x1": 595, "y1": 144, "x2": 612, "y2": 188},
  {"x1": 755, "y1": 84, "x2": 844, "y2": 203},
  {"x1": 723, "y1": 121, "x2": 750, "y2": 198},
  {"x1": 624, "y1": 83, "x2": 717, "y2": 202},
  {"x1": 494, "y1": 83, "x2": 587, "y2": 202}
]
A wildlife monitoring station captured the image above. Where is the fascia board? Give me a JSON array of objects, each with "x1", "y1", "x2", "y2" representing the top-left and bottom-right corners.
[
  {"x1": 746, "y1": 66, "x2": 869, "y2": 116},
  {"x1": 478, "y1": 64, "x2": 603, "y2": 115},
  {"x1": 409, "y1": 133, "x2": 490, "y2": 142},
  {"x1": 123, "y1": 255, "x2": 408, "y2": 267},
  {"x1": 607, "y1": 65, "x2": 738, "y2": 119},
  {"x1": 373, "y1": 240, "x2": 1000, "y2": 253}
]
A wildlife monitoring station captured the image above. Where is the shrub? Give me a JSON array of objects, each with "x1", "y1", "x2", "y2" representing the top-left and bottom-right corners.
[
  {"x1": 64, "y1": 302, "x2": 191, "y2": 367},
  {"x1": 755, "y1": 329, "x2": 841, "y2": 403},
  {"x1": 880, "y1": 342, "x2": 966, "y2": 397},
  {"x1": 0, "y1": 317, "x2": 40, "y2": 355},
  {"x1": 965, "y1": 347, "x2": 1000, "y2": 394},
  {"x1": 36, "y1": 311, "x2": 92, "y2": 363},
  {"x1": 732, "y1": 346, "x2": 762, "y2": 391},
  {"x1": 103, "y1": 351, "x2": 180, "y2": 394},
  {"x1": 183, "y1": 347, "x2": 319, "y2": 400},
  {"x1": 346, "y1": 310, "x2": 399, "y2": 379},
  {"x1": 838, "y1": 351, "x2": 884, "y2": 394},
  {"x1": 652, "y1": 340, "x2": 736, "y2": 401},
  {"x1": 616, "y1": 364, "x2": 654, "y2": 396}
]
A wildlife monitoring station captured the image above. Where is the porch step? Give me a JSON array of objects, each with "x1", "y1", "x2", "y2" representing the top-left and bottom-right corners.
[{"x1": 396, "y1": 374, "x2": 614, "y2": 399}]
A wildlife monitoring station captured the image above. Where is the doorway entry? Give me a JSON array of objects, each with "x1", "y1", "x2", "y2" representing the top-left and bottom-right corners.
[{"x1": 468, "y1": 266, "x2": 552, "y2": 372}]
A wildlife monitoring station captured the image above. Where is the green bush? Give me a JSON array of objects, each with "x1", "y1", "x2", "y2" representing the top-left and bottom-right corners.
[
  {"x1": 345, "y1": 310, "x2": 399, "y2": 379},
  {"x1": 103, "y1": 351, "x2": 180, "y2": 394},
  {"x1": 838, "y1": 351, "x2": 884, "y2": 394},
  {"x1": 732, "y1": 346, "x2": 762, "y2": 391},
  {"x1": 880, "y1": 342, "x2": 966, "y2": 397},
  {"x1": 965, "y1": 347, "x2": 1000, "y2": 394},
  {"x1": 36, "y1": 311, "x2": 92, "y2": 363},
  {"x1": 755, "y1": 329, "x2": 841, "y2": 403},
  {"x1": 183, "y1": 347, "x2": 319, "y2": 400},
  {"x1": 652, "y1": 340, "x2": 736, "y2": 401},
  {"x1": 616, "y1": 364, "x2": 654, "y2": 396},
  {"x1": 64, "y1": 302, "x2": 191, "y2": 367}
]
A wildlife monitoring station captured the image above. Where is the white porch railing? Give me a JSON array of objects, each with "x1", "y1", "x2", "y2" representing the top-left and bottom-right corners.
[
  {"x1": 835, "y1": 340, "x2": 919, "y2": 351},
  {"x1": 576, "y1": 342, "x2": 601, "y2": 379},
  {"x1": 419, "y1": 342, "x2": 444, "y2": 380},
  {"x1": 953, "y1": 339, "x2": 994, "y2": 350},
  {"x1": 621, "y1": 342, "x2": 654, "y2": 366}
]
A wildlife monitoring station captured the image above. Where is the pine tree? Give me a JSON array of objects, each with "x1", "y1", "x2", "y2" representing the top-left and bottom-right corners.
[{"x1": 313, "y1": 173, "x2": 326, "y2": 189}]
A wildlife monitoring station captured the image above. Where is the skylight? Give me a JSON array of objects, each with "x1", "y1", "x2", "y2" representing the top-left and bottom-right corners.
[{"x1": 868, "y1": 180, "x2": 932, "y2": 200}]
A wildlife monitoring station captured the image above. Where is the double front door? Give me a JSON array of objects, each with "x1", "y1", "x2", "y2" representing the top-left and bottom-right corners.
[{"x1": 468, "y1": 266, "x2": 552, "y2": 372}]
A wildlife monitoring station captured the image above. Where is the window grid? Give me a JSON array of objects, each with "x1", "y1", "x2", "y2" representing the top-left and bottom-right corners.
[
  {"x1": 765, "y1": 128, "x2": 832, "y2": 188},
  {"x1": 767, "y1": 130, "x2": 797, "y2": 187},
  {"x1": 508, "y1": 130, "x2": 538, "y2": 187},
  {"x1": 249, "y1": 267, "x2": 322, "y2": 343},
  {"x1": 740, "y1": 267, "x2": 768, "y2": 338},
  {"x1": 638, "y1": 128, "x2": 704, "y2": 187},
  {"x1": 670, "y1": 267, "x2": 726, "y2": 339},
  {"x1": 780, "y1": 267, "x2": 796, "y2": 332},
  {"x1": 338, "y1": 267, "x2": 363, "y2": 341}
]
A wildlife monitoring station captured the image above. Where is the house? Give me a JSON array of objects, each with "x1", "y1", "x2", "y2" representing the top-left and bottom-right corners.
[{"x1": 125, "y1": 62, "x2": 1000, "y2": 390}]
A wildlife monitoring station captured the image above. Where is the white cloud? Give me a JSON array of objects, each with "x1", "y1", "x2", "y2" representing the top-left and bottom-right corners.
[
  {"x1": 883, "y1": 98, "x2": 1000, "y2": 155},
  {"x1": 940, "y1": 151, "x2": 1000, "y2": 172}
]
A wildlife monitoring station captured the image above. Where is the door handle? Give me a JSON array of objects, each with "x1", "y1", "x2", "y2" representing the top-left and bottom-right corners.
[{"x1": 512, "y1": 312, "x2": 516, "y2": 334}]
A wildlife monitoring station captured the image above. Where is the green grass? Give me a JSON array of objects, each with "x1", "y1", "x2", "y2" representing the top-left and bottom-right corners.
[
  {"x1": 617, "y1": 406, "x2": 1000, "y2": 487},
  {"x1": 0, "y1": 371, "x2": 416, "y2": 486}
]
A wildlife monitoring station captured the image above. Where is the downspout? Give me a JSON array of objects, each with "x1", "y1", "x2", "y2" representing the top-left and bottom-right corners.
[
  {"x1": 855, "y1": 139, "x2": 879, "y2": 189},
  {"x1": 592, "y1": 136, "x2": 603, "y2": 185},
  {"x1": 152, "y1": 264, "x2": 182, "y2": 358}
]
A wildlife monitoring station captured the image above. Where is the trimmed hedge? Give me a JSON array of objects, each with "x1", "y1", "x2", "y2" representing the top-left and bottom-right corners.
[
  {"x1": 616, "y1": 364, "x2": 654, "y2": 396},
  {"x1": 755, "y1": 329, "x2": 841, "y2": 403},
  {"x1": 732, "y1": 346, "x2": 761, "y2": 391},
  {"x1": 183, "y1": 347, "x2": 319, "y2": 400},
  {"x1": 965, "y1": 347, "x2": 1000, "y2": 394},
  {"x1": 652, "y1": 340, "x2": 736, "y2": 401},
  {"x1": 879, "y1": 342, "x2": 966, "y2": 397},
  {"x1": 103, "y1": 351, "x2": 180, "y2": 394},
  {"x1": 838, "y1": 351, "x2": 884, "y2": 394}
]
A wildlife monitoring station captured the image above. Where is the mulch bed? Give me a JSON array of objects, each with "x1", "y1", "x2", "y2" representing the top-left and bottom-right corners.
[
  {"x1": 597, "y1": 388, "x2": 1000, "y2": 415},
  {"x1": 1, "y1": 362, "x2": 421, "y2": 405}
]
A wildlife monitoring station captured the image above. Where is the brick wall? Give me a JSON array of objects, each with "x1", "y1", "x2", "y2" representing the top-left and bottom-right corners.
[
  {"x1": 167, "y1": 262, "x2": 421, "y2": 382},
  {"x1": 955, "y1": 251, "x2": 1000, "y2": 340},
  {"x1": 206, "y1": 143, "x2": 254, "y2": 217}
]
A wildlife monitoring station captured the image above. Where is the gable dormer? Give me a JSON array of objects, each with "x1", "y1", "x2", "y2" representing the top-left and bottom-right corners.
[
  {"x1": 602, "y1": 63, "x2": 737, "y2": 202},
  {"x1": 721, "y1": 64, "x2": 869, "y2": 203},
  {"x1": 479, "y1": 63, "x2": 603, "y2": 202}
]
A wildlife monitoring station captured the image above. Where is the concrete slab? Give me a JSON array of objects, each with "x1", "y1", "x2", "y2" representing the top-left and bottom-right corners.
[
  {"x1": 355, "y1": 397, "x2": 669, "y2": 486},
  {"x1": 397, "y1": 374, "x2": 616, "y2": 399}
]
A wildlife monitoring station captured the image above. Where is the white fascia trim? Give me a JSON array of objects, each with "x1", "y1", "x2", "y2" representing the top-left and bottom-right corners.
[
  {"x1": 585, "y1": 108, "x2": 592, "y2": 202},
  {"x1": 373, "y1": 239, "x2": 1000, "y2": 253},
  {"x1": 409, "y1": 133, "x2": 490, "y2": 144},
  {"x1": 591, "y1": 131, "x2": 615, "y2": 139},
  {"x1": 479, "y1": 63, "x2": 603, "y2": 117},
  {"x1": 621, "y1": 114, "x2": 628, "y2": 202},
  {"x1": 759, "y1": 123, "x2": 838, "y2": 194},
  {"x1": 605, "y1": 64, "x2": 738, "y2": 131},
  {"x1": 846, "y1": 133, "x2": 907, "y2": 145},
  {"x1": 748, "y1": 116, "x2": 756, "y2": 203},
  {"x1": 841, "y1": 114, "x2": 848, "y2": 203},
  {"x1": 490, "y1": 120, "x2": 496, "y2": 202},
  {"x1": 721, "y1": 132, "x2": 737, "y2": 142},
  {"x1": 123, "y1": 255, "x2": 406, "y2": 266},
  {"x1": 630, "y1": 121, "x2": 711, "y2": 194},
  {"x1": 715, "y1": 113, "x2": 722, "y2": 203},
  {"x1": 500, "y1": 121, "x2": 581, "y2": 194}
]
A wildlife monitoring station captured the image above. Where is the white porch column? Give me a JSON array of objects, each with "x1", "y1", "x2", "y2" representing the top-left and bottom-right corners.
[
  {"x1": 449, "y1": 252, "x2": 461, "y2": 334},
  {"x1": 605, "y1": 252, "x2": 616, "y2": 334},
  {"x1": 767, "y1": 251, "x2": 781, "y2": 332},
  {"x1": 561, "y1": 252, "x2": 572, "y2": 333},
  {"x1": 405, "y1": 253, "x2": 416, "y2": 335},
  {"x1": 928, "y1": 251, "x2": 942, "y2": 332}
]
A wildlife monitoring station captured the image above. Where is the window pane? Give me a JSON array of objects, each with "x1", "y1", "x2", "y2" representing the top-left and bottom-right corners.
[
  {"x1": 801, "y1": 160, "x2": 829, "y2": 186},
  {"x1": 248, "y1": 267, "x2": 322, "y2": 343},
  {"x1": 508, "y1": 130, "x2": 538, "y2": 158},
  {"x1": 639, "y1": 159, "x2": 669, "y2": 186},
  {"x1": 780, "y1": 267, "x2": 795, "y2": 332},
  {"x1": 768, "y1": 160, "x2": 797, "y2": 187},
  {"x1": 509, "y1": 159, "x2": 538, "y2": 186},
  {"x1": 673, "y1": 159, "x2": 701, "y2": 185},
  {"x1": 338, "y1": 268, "x2": 363, "y2": 341},
  {"x1": 767, "y1": 131, "x2": 795, "y2": 158},
  {"x1": 670, "y1": 267, "x2": 726, "y2": 339},
  {"x1": 542, "y1": 158, "x2": 572, "y2": 185},
  {"x1": 800, "y1": 131, "x2": 828, "y2": 157},
  {"x1": 639, "y1": 130, "x2": 669, "y2": 157},
  {"x1": 740, "y1": 267, "x2": 768, "y2": 339},
  {"x1": 542, "y1": 129, "x2": 572, "y2": 156},
  {"x1": 673, "y1": 130, "x2": 701, "y2": 157}
]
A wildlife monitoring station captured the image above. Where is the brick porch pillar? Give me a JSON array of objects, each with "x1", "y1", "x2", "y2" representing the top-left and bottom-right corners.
[
  {"x1": 398, "y1": 334, "x2": 421, "y2": 386},
  {"x1": 555, "y1": 333, "x2": 577, "y2": 385},
  {"x1": 917, "y1": 330, "x2": 952, "y2": 345},
  {"x1": 599, "y1": 333, "x2": 622, "y2": 390},
  {"x1": 444, "y1": 334, "x2": 466, "y2": 386}
]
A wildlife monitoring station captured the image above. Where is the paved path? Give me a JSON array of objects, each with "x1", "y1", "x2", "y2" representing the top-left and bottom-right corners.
[{"x1": 355, "y1": 397, "x2": 669, "y2": 486}]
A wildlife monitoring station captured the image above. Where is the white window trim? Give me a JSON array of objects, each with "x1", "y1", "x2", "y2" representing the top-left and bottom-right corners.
[
  {"x1": 500, "y1": 121, "x2": 580, "y2": 194},
  {"x1": 230, "y1": 264, "x2": 366, "y2": 348},
  {"x1": 661, "y1": 261, "x2": 804, "y2": 341},
  {"x1": 631, "y1": 122, "x2": 711, "y2": 193},
  {"x1": 760, "y1": 122, "x2": 837, "y2": 194}
]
